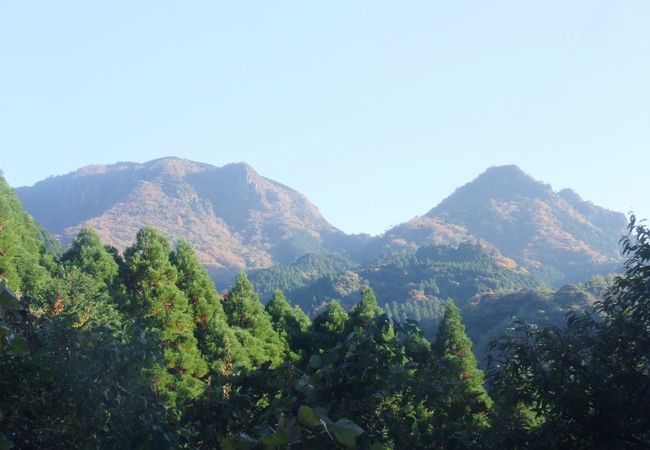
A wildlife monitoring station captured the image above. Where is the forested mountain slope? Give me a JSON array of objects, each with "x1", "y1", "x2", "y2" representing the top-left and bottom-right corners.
[
  {"x1": 17, "y1": 161, "x2": 625, "y2": 287},
  {"x1": 16, "y1": 158, "x2": 370, "y2": 285},
  {"x1": 252, "y1": 242, "x2": 546, "y2": 314},
  {"x1": 363, "y1": 165, "x2": 626, "y2": 285}
]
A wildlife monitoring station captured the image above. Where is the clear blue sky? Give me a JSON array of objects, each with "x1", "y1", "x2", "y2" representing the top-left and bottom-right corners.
[{"x1": 1, "y1": 1, "x2": 648, "y2": 235}]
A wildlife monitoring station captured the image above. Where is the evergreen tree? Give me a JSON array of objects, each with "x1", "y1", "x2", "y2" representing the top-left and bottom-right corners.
[
  {"x1": 346, "y1": 286, "x2": 383, "y2": 331},
  {"x1": 222, "y1": 272, "x2": 285, "y2": 368},
  {"x1": 265, "y1": 290, "x2": 310, "y2": 355},
  {"x1": 170, "y1": 240, "x2": 242, "y2": 375},
  {"x1": 61, "y1": 227, "x2": 118, "y2": 287},
  {"x1": 0, "y1": 173, "x2": 51, "y2": 295},
  {"x1": 311, "y1": 299, "x2": 348, "y2": 349},
  {"x1": 334, "y1": 313, "x2": 408, "y2": 447},
  {"x1": 171, "y1": 240, "x2": 220, "y2": 325},
  {"x1": 124, "y1": 226, "x2": 207, "y2": 409},
  {"x1": 427, "y1": 299, "x2": 493, "y2": 447}
]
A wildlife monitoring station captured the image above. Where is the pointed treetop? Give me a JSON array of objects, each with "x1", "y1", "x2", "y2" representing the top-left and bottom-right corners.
[
  {"x1": 62, "y1": 227, "x2": 118, "y2": 286},
  {"x1": 347, "y1": 286, "x2": 383, "y2": 330}
]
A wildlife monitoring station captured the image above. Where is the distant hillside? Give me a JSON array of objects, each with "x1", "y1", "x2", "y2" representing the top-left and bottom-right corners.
[
  {"x1": 16, "y1": 157, "x2": 370, "y2": 285},
  {"x1": 16, "y1": 161, "x2": 626, "y2": 287},
  {"x1": 361, "y1": 165, "x2": 626, "y2": 285},
  {"x1": 463, "y1": 275, "x2": 614, "y2": 361},
  {"x1": 251, "y1": 242, "x2": 546, "y2": 316}
]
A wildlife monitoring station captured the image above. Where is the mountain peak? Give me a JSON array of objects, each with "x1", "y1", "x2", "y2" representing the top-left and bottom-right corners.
[
  {"x1": 482, "y1": 164, "x2": 528, "y2": 176},
  {"x1": 430, "y1": 165, "x2": 551, "y2": 217},
  {"x1": 366, "y1": 165, "x2": 626, "y2": 286},
  {"x1": 17, "y1": 158, "x2": 369, "y2": 286},
  {"x1": 144, "y1": 157, "x2": 213, "y2": 177},
  {"x1": 472, "y1": 165, "x2": 547, "y2": 192}
]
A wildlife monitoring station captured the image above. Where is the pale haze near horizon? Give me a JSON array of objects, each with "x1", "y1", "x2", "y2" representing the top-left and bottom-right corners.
[{"x1": 1, "y1": 1, "x2": 648, "y2": 235}]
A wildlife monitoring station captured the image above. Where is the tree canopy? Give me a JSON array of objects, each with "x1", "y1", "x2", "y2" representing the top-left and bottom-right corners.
[{"x1": 1, "y1": 175, "x2": 647, "y2": 449}]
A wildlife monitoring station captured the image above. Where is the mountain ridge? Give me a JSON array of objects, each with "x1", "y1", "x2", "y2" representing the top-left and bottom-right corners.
[
  {"x1": 364, "y1": 165, "x2": 626, "y2": 285},
  {"x1": 16, "y1": 157, "x2": 371, "y2": 285},
  {"x1": 15, "y1": 159, "x2": 626, "y2": 286}
]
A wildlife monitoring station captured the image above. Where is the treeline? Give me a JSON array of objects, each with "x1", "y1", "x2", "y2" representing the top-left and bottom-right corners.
[
  {"x1": 2, "y1": 173, "x2": 650, "y2": 448},
  {"x1": 384, "y1": 298, "x2": 445, "y2": 340},
  {"x1": 0, "y1": 225, "x2": 492, "y2": 448},
  {"x1": 251, "y1": 242, "x2": 545, "y2": 316}
]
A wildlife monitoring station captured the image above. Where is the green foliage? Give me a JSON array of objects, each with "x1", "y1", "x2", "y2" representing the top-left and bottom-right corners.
[
  {"x1": 252, "y1": 242, "x2": 545, "y2": 316},
  {"x1": 124, "y1": 226, "x2": 207, "y2": 409},
  {"x1": 170, "y1": 240, "x2": 242, "y2": 375},
  {"x1": 62, "y1": 227, "x2": 118, "y2": 287},
  {"x1": 385, "y1": 297, "x2": 445, "y2": 340},
  {"x1": 250, "y1": 253, "x2": 357, "y2": 304},
  {"x1": 346, "y1": 286, "x2": 383, "y2": 330},
  {"x1": 1, "y1": 238, "x2": 169, "y2": 448},
  {"x1": 311, "y1": 300, "x2": 348, "y2": 348},
  {"x1": 488, "y1": 215, "x2": 650, "y2": 448},
  {"x1": 0, "y1": 174, "x2": 53, "y2": 295},
  {"x1": 265, "y1": 290, "x2": 311, "y2": 356},
  {"x1": 0, "y1": 285, "x2": 27, "y2": 357},
  {"x1": 223, "y1": 272, "x2": 286, "y2": 368},
  {"x1": 5, "y1": 169, "x2": 640, "y2": 450},
  {"x1": 429, "y1": 300, "x2": 493, "y2": 445}
]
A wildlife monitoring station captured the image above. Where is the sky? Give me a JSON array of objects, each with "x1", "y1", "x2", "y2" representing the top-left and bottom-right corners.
[{"x1": 1, "y1": 1, "x2": 649, "y2": 235}]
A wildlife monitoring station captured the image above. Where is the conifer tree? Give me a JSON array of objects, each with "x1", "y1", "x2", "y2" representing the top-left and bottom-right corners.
[
  {"x1": 0, "y1": 173, "x2": 51, "y2": 294},
  {"x1": 170, "y1": 240, "x2": 243, "y2": 374},
  {"x1": 347, "y1": 286, "x2": 383, "y2": 331},
  {"x1": 222, "y1": 272, "x2": 285, "y2": 367},
  {"x1": 62, "y1": 227, "x2": 118, "y2": 288},
  {"x1": 124, "y1": 226, "x2": 207, "y2": 409},
  {"x1": 265, "y1": 290, "x2": 310, "y2": 351},
  {"x1": 312, "y1": 299, "x2": 348, "y2": 347},
  {"x1": 428, "y1": 299, "x2": 492, "y2": 446}
]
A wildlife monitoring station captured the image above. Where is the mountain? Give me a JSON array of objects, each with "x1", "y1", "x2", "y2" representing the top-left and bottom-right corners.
[
  {"x1": 16, "y1": 161, "x2": 626, "y2": 287},
  {"x1": 361, "y1": 165, "x2": 626, "y2": 285},
  {"x1": 16, "y1": 157, "x2": 370, "y2": 285}
]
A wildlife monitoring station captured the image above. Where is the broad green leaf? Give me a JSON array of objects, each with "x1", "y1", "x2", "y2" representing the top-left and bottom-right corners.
[
  {"x1": 308, "y1": 354, "x2": 322, "y2": 369},
  {"x1": 259, "y1": 429, "x2": 289, "y2": 448},
  {"x1": 9, "y1": 336, "x2": 28, "y2": 355},
  {"x1": 298, "y1": 405, "x2": 320, "y2": 429},
  {"x1": 332, "y1": 418, "x2": 364, "y2": 448}
]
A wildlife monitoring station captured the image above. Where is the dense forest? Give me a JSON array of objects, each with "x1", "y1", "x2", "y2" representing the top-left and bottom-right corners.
[
  {"x1": 2, "y1": 172, "x2": 650, "y2": 449},
  {"x1": 250, "y1": 245, "x2": 608, "y2": 354}
]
